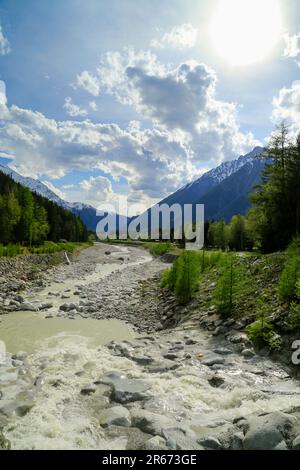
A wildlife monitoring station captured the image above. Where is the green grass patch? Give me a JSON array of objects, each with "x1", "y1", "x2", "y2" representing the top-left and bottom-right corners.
[{"x1": 0, "y1": 241, "x2": 91, "y2": 258}]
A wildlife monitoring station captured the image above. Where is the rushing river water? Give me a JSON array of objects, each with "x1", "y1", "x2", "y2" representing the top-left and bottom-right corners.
[{"x1": 1, "y1": 244, "x2": 300, "y2": 450}]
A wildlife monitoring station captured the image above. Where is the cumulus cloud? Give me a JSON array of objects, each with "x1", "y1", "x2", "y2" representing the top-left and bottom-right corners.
[
  {"x1": 63, "y1": 97, "x2": 88, "y2": 117},
  {"x1": 272, "y1": 80, "x2": 300, "y2": 128},
  {"x1": 79, "y1": 175, "x2": 116, "y2": 206},
  {"x1": 0, "y1": 42, "x2": 259, "y2": 208},
  {"x1": 0, "y1": 84, "x2": 189, "y2": 201},
  {"x1": 89, "y1": 100, "x2": 98, "y2": 111},
  {"x1": 73, "y1": 70, "x2": 100, "y2": 96},
  {"x1": 151, "y1": 24, "x2": 198, "y2": 50},
  {"x1": 0, "y1": 24, "x2": 10, "y2": 56},
  {"x1": 94, "y1": 49, "x2": 258, "y2": 163},
  {"x1": 283, "y1": 32, "x2": 300, "y2": 60}
]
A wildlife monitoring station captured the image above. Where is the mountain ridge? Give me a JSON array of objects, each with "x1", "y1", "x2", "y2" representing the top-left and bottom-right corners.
[{"x1": 0, "y1": 146, "x2": 266, "y2": 230}]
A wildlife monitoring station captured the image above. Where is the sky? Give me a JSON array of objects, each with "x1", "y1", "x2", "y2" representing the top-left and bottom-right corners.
[{"x1": 0, "y1": 0, "x2": 300, "y2": 210}]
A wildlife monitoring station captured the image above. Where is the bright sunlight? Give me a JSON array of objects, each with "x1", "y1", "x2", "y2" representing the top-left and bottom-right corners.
[{"x1": 210, "y1": 0, "x2": 283, "y2": 66}]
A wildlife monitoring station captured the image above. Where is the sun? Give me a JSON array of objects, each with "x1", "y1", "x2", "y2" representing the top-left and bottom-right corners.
[{"x1": 210, "y1": 0, "x2": 283, "y2": 66}]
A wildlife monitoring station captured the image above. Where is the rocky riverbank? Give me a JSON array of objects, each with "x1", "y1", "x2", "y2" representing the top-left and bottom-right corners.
[{"x1": 1, "y1": 243, "x2": 300, "y2": 450}]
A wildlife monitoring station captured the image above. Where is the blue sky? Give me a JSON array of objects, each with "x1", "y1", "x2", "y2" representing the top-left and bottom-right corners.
[{"x1": 0, "y1": 0, "x2": 300, "y2": 209}]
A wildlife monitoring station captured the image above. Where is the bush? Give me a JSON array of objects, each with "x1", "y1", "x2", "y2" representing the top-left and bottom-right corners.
[
  {"x1": 149, "y1": 242, "x2": 171, "y2": 256},
  {"x1": 214, "y1": 254, "x2": 236, "y2": 317},
  {"x1": 246, "y1": 320, "x2": 282, "y2": 351},
  {"x1": 175, "y1": 251, "x2": 200, "y2": 305},
  {"x1": 289, "y1": 280, "x2": 300, "y2": 329},
  {"x1": 160, "y1": 250, "x2": 201, "y2": 305},
  {"x1": 200, "y1": 250, "x2": 223, "y2": 273},
  {"x1": 278, "y1": 239, "x2": 300, "y2": 303},
  {"x1": 246, "y1": 300, "x2": 282, "y2": 351}
]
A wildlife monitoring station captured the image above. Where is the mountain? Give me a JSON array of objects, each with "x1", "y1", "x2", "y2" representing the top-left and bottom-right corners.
[
  {"x1": 159, "y1": 146, "x2": 265, "y2": 209},
  {"x1": 0, "y1": 163, "x2": 100, "y2": 231},
  {"x1": 200, "y1": 156, "x2": 266, "y2": 221},
  {"x1": 0, "y1": 146, "x2": 266, "y2": 233}
]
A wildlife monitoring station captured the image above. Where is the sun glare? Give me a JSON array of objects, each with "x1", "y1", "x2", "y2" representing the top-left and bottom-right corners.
[{"x1": 210, "y1": 0, "x2": 283, "y2": 66}]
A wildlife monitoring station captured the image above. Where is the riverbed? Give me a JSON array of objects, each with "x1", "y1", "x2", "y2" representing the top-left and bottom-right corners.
[{"x1": 1, "y1": 243, "x2": 300, "y2": 450}]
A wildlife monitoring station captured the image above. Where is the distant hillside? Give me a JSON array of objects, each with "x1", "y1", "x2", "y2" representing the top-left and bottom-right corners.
[
  {"x1": 0, "y1": 169, "x2": 88, "y2": 245},
  {"x1": 201, "y1": 157, "x2": 266, "y2": 221}
]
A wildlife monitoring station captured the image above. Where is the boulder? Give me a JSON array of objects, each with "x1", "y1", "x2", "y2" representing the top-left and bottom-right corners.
[
  {"x1": 292, "y1": 435, "x2": 300, "y2": 450},
  {"x1": 99, "y1": 406, "x2": 131, "y2": 428},
  {"x1": 202, "y1": 356, "x2": 225, "y2": 367},
  {"x1": 130, "y1": 409, "x2": 176, "y2": 436},
  {"x1": 243, "y1": 412, "x2": 296, "y2": 450},
  {"x1": 198, "y1": 436, "x2": 222, "y2": 450},
  {"x1": 144, "y1": 435, "x2": 168, "y2": 450},
  {"x1": 99, "y1": 371, "x2": 148, "y2": 403}
]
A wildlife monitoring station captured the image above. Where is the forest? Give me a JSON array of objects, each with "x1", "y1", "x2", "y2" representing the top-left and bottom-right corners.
[{"x1": 0, "y1": 169, "x2": 88, "y2": 246}]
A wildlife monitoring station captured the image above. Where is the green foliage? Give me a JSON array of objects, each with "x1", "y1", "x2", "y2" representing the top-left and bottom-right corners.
[
  {"x1": 149, "y1": 242, "x2": 171, "y2": 256},
  {"x1": 174, "y1": 251, "x2": 200, "y2": 305},
  {"x1": 249, "y1": 122, "x2": 300, "y2": 252},
  {"x1": 246, "y1": 299, "x2": 282, "y2": 351},
  {"x1": 207, "y1": 220, "x2": 228, "y2": 250},
  {"x1": 228, "y1": 215, "x2": 247, "y2": 251},
  {"x1": 214, "y1": 254, "x2": 235, "y2": 316},
  {"x1": 160, "y1": 251, "x2": 201, "y2": 305},
  {"x1": 278, "y1": 238, "x2": 300, "y2": 303},
  {"x1": 200, "y1": 249, "x2": 224, "y2": 273},
  {"x1": 0, "y1": 169, "x2": 88, "y2": 248},
  {"x1": 0, "y1": 241, "x2": 89, "y2": 258},
  {"x1": 290, "y1": 280, "x2": 300, "y2": 329},
  {"x1": 213, "y1": 253, "x2": 251, "y2": 317}
]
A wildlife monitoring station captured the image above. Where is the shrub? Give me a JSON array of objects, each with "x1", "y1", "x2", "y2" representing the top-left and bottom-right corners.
[
  {"x1": 214, "y1": 254, "x2": 236, "y2": 317},
  {"x1": 175, "y1": 251, "x2": 200, "y2": 305},
  {"x1": 160, "y1": 250, "x2": 201, "y2": 305},
  {"x1": 149, "y1": 242, "x2": 171, "y2": 256},
  {"x1": 278, "y1": 239, "x2": 300, "y2": 303},
  {"x1": 246, "y1": 300, "x2": 282, "y2": 351},
  {"x1": 289, "y1": 280, "x2": 300, "y2": 329}
]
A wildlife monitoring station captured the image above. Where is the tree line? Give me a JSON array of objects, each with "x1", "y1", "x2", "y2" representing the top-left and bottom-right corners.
[
  {"x1": 205, "y1": 122, "x2": 300, "y2": 253},
  {"x1": 0, "y1": 170, "x2": 88, "y2": 245}
]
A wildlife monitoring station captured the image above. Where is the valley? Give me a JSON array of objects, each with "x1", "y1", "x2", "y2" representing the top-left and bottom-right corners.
[{"x1": 1, "y1": 243, "x2": 300, "y2": 450}]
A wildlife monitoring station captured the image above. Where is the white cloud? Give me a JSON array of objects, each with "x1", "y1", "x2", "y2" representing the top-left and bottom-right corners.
[
  {"x1": 0, "y1": 25, "x2": 10, "y2": 56},
  {"x1": 79, "y1": 175, "x2": 116, "y2": 206},
  {"x1": 63, "y1": 97, "x2": 88, "y2": 117},
  {"x1": 74, "y1": 70, "x2": 100, "y2": 96},
  {"x1": 151, "y1": 24, "x2": 198, "y2": 50},
  {"x1": 272, "y1": 80, "x2": 300, "y2": 128},
  {"x1": 0, "y1": 90, "x2": 190, "y2": 201},
  {"x1": 0, "y1": 43, "x2": 259, "y2": 207},
  {"x1": 0, "y1": 80, "x2": 7, "y2": 105},
  {"x1": 283, "y1": 32, "x2": 300, "y2": 60},
  {"x1": 95, "y1": 49, "x2": 258, "y2": 163},
  {"x1": 89, "y1": 100, "x2": 98, "y2": 111}
]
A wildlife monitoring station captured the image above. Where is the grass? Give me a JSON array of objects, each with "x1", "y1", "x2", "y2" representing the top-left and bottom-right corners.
[{"x1": 0, "y1": 241, "x2": 92, "y2": 258}]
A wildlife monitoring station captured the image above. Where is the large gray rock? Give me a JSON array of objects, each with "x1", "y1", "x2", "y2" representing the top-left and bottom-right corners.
[
  {"x1": 292, "y1": 435, "x2": 300, "y2": 450},
  {"x1": 99, "y1": 406, "x2": 131, "y2": 428},
  {"x1": 144, "y1": 436, "x2": 168, "y2": 450},
  {"x1": 99, "y1": 371, "x2": 148, "y2": 403},
  {"x1": 130, "y1": 409, "x2": 176, "y2": 436},
  {"x1": 0, "y1": 432, "x2": 10, "y2": 450},
  {"x1": 198, "y1": 436, "x2": 222, "y2": 450},
  {"x1": 19, "y1": 302, "x2": 38, "y2": 312},
  {"x1": 162, "y1": 427, "x2": 204, "y2": 450},
  {"x1": 243, "y1": 412, "x2": 296, "y2": 450},
  {"x1": 201, "y1": 356, "x2": 225, "y2": 367}
]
